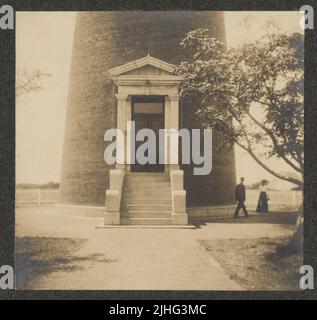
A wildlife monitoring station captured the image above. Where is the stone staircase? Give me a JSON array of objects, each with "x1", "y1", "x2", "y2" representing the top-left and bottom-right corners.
[{"x1": 121, "y1": 172, "x2": 173, "y2": 225}]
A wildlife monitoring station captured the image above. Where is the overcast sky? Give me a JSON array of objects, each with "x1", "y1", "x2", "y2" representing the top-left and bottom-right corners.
[{"x1": 16, "y1": 11, "x2": 303, "y2": 187}]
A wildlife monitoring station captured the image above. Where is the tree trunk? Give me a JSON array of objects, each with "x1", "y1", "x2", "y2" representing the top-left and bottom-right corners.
[{"x1": 288, "y1": 203, "x2": 303, "y2": 253}]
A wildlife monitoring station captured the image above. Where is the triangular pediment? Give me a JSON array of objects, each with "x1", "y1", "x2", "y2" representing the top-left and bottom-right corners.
[
  {"x1": 121, "y1": 64, "x2": 173, "y2": 76},
  {"x1": 109, "y1": 55, "x2": 177, "y2": 77}
]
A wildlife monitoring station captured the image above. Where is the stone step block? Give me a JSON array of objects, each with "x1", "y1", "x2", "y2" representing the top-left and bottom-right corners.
[
  {"x1": 123, "y1": 210, "x2": 171, "y2": 218},
  {"x1": 121, "y1": 217, "x2": 172, "y2": 225},
  {"x1": 124, "y1": 204, "x2": 172, "y2": 211}
]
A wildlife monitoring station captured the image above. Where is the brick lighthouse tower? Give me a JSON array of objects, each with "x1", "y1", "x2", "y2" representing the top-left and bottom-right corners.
[{"x1": 60, "y1": 12, "x2": 236, "y2": 224}]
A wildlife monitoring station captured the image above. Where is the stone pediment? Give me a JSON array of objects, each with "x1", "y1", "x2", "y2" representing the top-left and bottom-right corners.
[
  {"x1": 121, "y1": 64, "x2": 173, "y2": 76},
  {"x1": 109, "y1": 55, "x2": 177, "y2": 76},
  {"x1": 109, "y1": 55, "x2": 182, "y2": 86}
]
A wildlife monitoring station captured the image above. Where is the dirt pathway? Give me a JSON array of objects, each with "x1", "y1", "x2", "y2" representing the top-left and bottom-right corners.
[{"x1": 16, "y1": 206, "x2": 293, "y2": 290}]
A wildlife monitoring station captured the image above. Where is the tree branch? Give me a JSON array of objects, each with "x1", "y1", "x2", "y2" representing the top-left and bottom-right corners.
[
  {"x1": 235, "y1": 139, "x2": 302, "y2": 187},
  {"x1": 245, "y1": 110, "x2": 302, "y2": 173}
]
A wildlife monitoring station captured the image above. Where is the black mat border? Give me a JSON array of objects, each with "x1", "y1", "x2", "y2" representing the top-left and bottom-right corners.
[{"x1": 0, "y1": 0, "x2": 316, "y2": 300}]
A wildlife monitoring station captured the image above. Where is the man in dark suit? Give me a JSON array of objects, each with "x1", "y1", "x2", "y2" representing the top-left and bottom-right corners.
[{"x1": 234, "y1": 177, "x2": 249, "y2": 218}]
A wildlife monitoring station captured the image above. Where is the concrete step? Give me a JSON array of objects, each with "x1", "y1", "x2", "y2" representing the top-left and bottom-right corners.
[
  {"x1": 124, "y1": 179, "x2": 170, "y2": 185},
  {"x1": 123, "y1": 193, "x2": 171, "y2": 198},
  {"x1": 124, "y1": 183, "x2": 170, "y2": 189},
  {"x1": 125, "y1": 183, "x2": 170, "y2": 189},
  {"x1": 123, "y1": 210, "x2": 171, "y2": 218},
  {"x1": 125, "y1": 180, "x2": 170, "y2": 184},
  {"x1": 123, "y1": 187, "x2": 171, "y2": 198},
  {"x1": 122, "y1": 185, "x2": 171, "y2": 194},
  {"x1": 121, "y1": 217, "x2": 172, "y2": 225},
  {"x1": 123, "y1": 189, "x2": 171, "y2": 195},
  {"x1": 125, "y1": 175, "x2": 170, "y2": 180},
  {"x1": 123, "y1": 197, "x2": 171, "y2": 205},
  {"x1": 125, "y1": 180, "x2": 170, "y2": 185},
  {"x1": 124, "y1": 181, "x2": 171, "y2": 188},
  {"x1": 125, "y1": 172, "x2": 169, "y2": 177},
  {"x1": 124, "y1": 204, "x2": 172, "y2": 211}
]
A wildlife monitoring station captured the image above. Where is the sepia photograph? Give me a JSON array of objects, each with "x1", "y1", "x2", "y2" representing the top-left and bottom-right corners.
[{"x1": 15, "y1": 10, "x2": 304, "y2": 291}]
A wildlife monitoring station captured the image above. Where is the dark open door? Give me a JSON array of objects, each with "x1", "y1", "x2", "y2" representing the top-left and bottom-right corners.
[{"x1": 131, "y1": 96, "x2": 165, "y2": 172}]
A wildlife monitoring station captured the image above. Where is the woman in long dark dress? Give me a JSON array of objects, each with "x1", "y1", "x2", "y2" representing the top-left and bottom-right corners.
[
  {"x1": 256, "y1": 181, "x2": 269, "y2": 213},
  {"x1": 256, "y1": 191, "x2": 269, "y2": 212}
]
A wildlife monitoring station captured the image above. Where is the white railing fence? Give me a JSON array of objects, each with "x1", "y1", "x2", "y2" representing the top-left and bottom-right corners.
[
  {"x1": 16, "y1": 189, "x2": 60, "y2": 205},
  {"x1": 15, "y1": 188, "x2": 302, "y2": 211},
  {"x1": 245, "y1": 190, "x2": 302, "y2": 211}
]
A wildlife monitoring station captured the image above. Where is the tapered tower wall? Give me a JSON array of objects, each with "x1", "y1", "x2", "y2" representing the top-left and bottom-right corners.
[{"x1": 60, "y1": 11, "x2": 236, "y2": 206}]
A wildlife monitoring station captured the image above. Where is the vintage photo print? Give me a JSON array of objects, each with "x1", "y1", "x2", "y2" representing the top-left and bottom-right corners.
[{"x1": 10, "y1": 9, "x2": 309, "y2": 292}]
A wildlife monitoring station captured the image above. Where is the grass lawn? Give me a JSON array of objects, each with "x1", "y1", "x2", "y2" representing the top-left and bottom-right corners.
[
  {"x1": 16, "y1": 237, "x2": 86, "y2": 289},
  {"x1": 200, "y1": 236, "x2": 302, "y2": 290}
]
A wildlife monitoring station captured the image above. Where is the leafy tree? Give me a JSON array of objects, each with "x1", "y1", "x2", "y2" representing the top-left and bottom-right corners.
[{"x1": 177, "y1": 29, "x2": 304, "y2": 188}]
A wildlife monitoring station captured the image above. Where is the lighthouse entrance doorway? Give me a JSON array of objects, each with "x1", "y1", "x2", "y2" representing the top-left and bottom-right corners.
[{"x1": 131, "y1": 96, "x2": 165, "y2": 172}]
